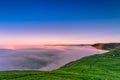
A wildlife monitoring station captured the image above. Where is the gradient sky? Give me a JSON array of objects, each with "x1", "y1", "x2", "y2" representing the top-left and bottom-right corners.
[{"x1": 0, "y1": 0, "x2": 120, "y2": 48}]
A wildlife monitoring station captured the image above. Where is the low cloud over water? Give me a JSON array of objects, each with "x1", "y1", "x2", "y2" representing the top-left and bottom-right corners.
[{"x1": 0, "y1": 46, "x2": 107, "y2": 71}]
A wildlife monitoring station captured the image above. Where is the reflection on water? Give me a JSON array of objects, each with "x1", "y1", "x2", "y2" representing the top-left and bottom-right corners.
[{"x1": 0, "y1": 46, "x2": 107, "y2": 71}]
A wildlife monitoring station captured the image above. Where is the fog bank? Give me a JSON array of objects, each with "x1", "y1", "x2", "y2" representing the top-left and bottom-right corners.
[{"x1": 0, "y1": 46, "x2": 107, "y2": 71}]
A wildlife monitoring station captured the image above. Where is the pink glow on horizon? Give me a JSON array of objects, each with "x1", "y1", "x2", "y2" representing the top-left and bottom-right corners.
[
  {"x1": 0, "y1": 44, "x2": 69, "y2": 50},
  {"x1": 0, "y1": 34, "x2": 119, "y2": 49}
]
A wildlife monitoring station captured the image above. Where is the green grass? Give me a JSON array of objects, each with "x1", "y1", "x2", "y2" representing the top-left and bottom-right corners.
[{"x1": 1, "y1": 48, "x2": 120, "y2": 80}]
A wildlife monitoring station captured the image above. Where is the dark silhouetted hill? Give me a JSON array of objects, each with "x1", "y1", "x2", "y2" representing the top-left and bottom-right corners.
[{"x1": 92, "y1": 43, "x2": 120, "y2": 50}]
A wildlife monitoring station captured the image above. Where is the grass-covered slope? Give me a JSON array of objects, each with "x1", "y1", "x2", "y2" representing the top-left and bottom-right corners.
[{"x1": 1, "y1": 48, "x2": 120, "y2": 80}]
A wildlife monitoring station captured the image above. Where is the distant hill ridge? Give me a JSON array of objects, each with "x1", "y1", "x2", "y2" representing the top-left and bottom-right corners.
[{"x1": 92, "y1": 43, "x2": 120, "y2": 50}]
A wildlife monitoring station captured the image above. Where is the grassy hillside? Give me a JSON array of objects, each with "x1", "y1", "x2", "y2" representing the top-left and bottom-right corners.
[
  {"x1": 92, "y1": 43, "x2": 120, "y2": 50},
  {"x1": 0, "y1": 48, "x2": 120, "y2": 80}
]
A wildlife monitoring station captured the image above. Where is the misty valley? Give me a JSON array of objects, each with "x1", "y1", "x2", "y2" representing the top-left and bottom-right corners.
[{"x1": 0, "y1": 46, "x2": 106, "y2": 71}]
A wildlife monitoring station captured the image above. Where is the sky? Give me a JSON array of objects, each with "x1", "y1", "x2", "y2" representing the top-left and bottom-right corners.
[{"x1": 0, "y1": 0, "x2": 120, "y2": 48}]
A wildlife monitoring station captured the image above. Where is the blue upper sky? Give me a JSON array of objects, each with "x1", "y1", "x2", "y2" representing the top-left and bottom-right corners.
[
  {"x1": 0, "y1": 0, "x2": 120, "y2": 22},
  {"x1": 0, "y1": 0, "x2": 120, "y2": 47}
]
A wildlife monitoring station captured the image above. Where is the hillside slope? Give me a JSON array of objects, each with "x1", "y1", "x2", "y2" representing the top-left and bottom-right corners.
[{"x1": 0, "y1": 48, "x2": 120, "y2": 80}]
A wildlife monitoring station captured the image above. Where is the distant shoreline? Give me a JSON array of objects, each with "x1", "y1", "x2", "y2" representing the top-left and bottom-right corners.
[{"x1": 44, "y1": 44, "x2": 91, "y2": 46}]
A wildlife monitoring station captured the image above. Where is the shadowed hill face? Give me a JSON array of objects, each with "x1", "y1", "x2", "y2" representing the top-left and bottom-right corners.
[{"x1": 0, "y1": 46, "x2": 106, "y2": 71}]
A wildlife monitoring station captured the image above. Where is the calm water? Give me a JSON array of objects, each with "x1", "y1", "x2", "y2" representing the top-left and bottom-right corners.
[{"x1": 0, "y1": 46, "x2": 107, "y2": 71}]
